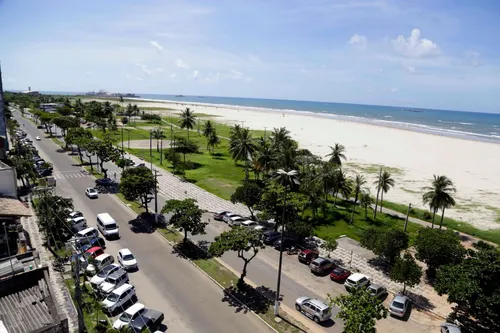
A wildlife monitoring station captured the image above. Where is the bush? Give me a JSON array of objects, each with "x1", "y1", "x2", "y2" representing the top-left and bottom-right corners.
[
  {"x1": 422, "y1": 211, "x2": 432, "y2": 220},
  {"x1": 141, "y1": 113, "x2": 161, "y2": 122},
  {"x1": 121, "y1": 116, "x2": 128, "y2": 125}
]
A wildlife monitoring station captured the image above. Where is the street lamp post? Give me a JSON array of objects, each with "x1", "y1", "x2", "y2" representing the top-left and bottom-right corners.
[{"x1": 149, "y1": 130, "x2": 153, "y2": 171}]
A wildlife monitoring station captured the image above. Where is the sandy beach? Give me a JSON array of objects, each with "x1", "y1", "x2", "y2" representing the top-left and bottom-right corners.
[{"x1": 114, "y1": 98, "x2": 500, "y2": 230}]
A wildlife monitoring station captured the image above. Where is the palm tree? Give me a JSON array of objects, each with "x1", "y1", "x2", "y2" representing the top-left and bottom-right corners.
[
  {"x1": 326, "y1": 143, "x2": 347, "y2": 166},
  {"x1": 353, "y1": 174, "x2": 367, "y2": 205},
  {"x1": 125, "y1": 103, "x2": 134, "y2": 124},
  {"x1": 202, "y1": 120, "x2": 215, "y2": 139},
  {"x1": 254, "y1": 137, "x2": 277, "y2": 175},
  {"x1": 332, "y1": 169, "x2": 352, "y2": 205},
  {"x1": 151, "y1": 128, "x2": 164, "y2": 152},
  {"x1": 74, "y1": 98, "x2": 85, "y2": 119},
  {"x1": 422, "y1": 175, "x2": 457, "y2": 229},
  {"x1": 207, "y1": 130, "x2": 221, "y2": 154},
  {"x1": 277, "y1": 140, "x2": 298, "y2": 170},
  {"x1": 271, "y1": 127, "x2": 292, "y2": 149},
  {"x1": 300, "y1": 173, "x2": 323, "y2": 219},
  {"x1": 359, "y1": 190, "x2": 374, "y2": 218},
  {"x1": 373, "y1": 170, "x2": 395, "y2": 213},
  {"x1": 228, "y1": 128, "x2": 256, "y2": 179},
  {"x1": 315, "y1": 162, "x2": 337, "y2": 204},
  {"x1": 178, "y1": 108, "x2": 196, "y2": 139}
]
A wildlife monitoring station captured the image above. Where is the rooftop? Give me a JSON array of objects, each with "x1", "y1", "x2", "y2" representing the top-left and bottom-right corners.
[
  {"x1": 0, "y1": 198, "x2": 32, "y2": 217},
  {"x1": 0, "y1": 266, "x2": 68, "y2": 333}
]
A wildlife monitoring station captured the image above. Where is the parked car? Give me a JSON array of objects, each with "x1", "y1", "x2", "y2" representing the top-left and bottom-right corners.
[
  {"x1": 99, "y1": 269, "x2": 129, "y2": 297},
  {"x1": 223, "y1": 213, "x2": 241, "y2": 223},
  {"x1": 101, "y1": 283, "x2": 136, "y2": 314},
  {"x1": 389, "y1": 294, "x2": 411, "y2": 318},
  {"x1": 69, "y1": 217, "x2": 87, "y2": 232},
  {"x1": 77, "y1": 236, "x2": 106, "y2": 250},
  {"x1": 68, "y1": 211, "x2": 84, "y2": 219},
  {"x1": 36, "y1": 136, "x2": 41, "y2": 141},
  {"x1": 241, "y1": 220, "x2": 260, "y2": 228},
  {"x1": 85, "y1": 187, "x2": 99, "y2": 199},
  {"x1": 76, "y1": 227, "x2": 99, "y2": 240},
  {"x1": 213, "y1": 211, "x2": 229, "y2": 221},
  {"x1": 367, "y1": 284, "x2": 387, "y2": 299},
  {"x1": 440, "y1": 322, "x2": 462, "y2": 333},
  {"x1": 273, "y1": 237, "x2": 297, "y2": 251},
  {"x1": 263, "y1": 231, "x2": 281, "y2": 245},
  {"x1": 86, "y1": 253, "x2": 114, "y2": 275},
  {"x1": 118, "y1": 248, "x2": 138, "y2": 270},
  {"x1": 95, "y1": 178, "x2": 114, "y2": 186},
  {"x1": 330, "y1": 266, "x2": 351, "y2": 282},
  {"x1": 90, "y1": 264, "x2": 121, "y2": 289},
  {"x1": 81, "y1": 246, "x2": 105, "y2": 264},
  {"x1": 228, "y1": 216, "x2": 248, "y2": 227},
  {"x1": 298, "y1": 249, "x2": 319, "y2": 265},
  {"x1": 113, "y1": 303, "x2": 147, "y2": 330},
  {"x1": 129, "y1": 309, "x2": 164, "y2": 332},
  {"x1": 344, "y1": 273, "x2": 370, "y2": 290},
  {"x1": 295, "y1": 297, "x2": 332, "y2": 323},
  {"x1": 309, "y1": 257, "x2": 335, "y2": 275}
]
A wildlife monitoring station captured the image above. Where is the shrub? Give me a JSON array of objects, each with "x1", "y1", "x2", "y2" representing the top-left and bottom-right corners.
[
  {"x1": 422, "y1": 211, "x2": 432, "y2": 220},
  {"x1": 141, "y1": 113, "x2": 161, "y2": 122}
]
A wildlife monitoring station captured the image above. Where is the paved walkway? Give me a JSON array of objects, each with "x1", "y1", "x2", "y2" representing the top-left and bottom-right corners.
[{"x1": 20, "y1": 208, "x2": 77, "y2": 332}]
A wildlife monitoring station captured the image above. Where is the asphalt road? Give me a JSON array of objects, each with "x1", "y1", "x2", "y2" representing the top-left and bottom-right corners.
[{"x1": 16, "y1": 113, "x2": 274, "y2": 333}]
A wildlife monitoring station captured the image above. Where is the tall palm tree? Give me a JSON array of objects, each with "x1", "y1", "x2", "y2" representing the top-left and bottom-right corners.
[
  {"x1": 254, "y1": 137, "x2": 277, "y2": 175},
  {"x1": 359, "y1": 190, "x2": 374, "y2": 218},
  {"x1": 151, "y1": 128, "x2": 164, "y2": 152},
  {"x1": 202, "y1": 120, "x2": 215, "y2": 139},
  {"x1": 207, "y1": 130, "x2": 221, "y2": 154},
  {"x1": 271, "y1": 127, "x2": 292, "y2": 149},
  {"x1": 326, "y1": 143, "x2": 347, "y2": 166},
  {"x1": 353, "y1": 174, "x2": 367, "y2": 205},
  {"x1": 228, "y1": 128, "x2": 256, "y2": 179},
  {"x1": 179, "y1": 108, "x2": 197, "y2": 139},
  {"x1": 422, "y1": 175, "x2": 457, "y2": 229},
  {"x1": 300, "y1": 172, "x2": 323, "y2": 219},
  {"x1": 73, "y1": 98, "x2": 85, "y2": 119},
  {"x1": 277, "y1": 140, "x2": 298, "y2": 170},
  {"x1": 332, "y1": 169, "x2": 352, "y2": 205},
  {"x1": 315, "y1": 162, "x2": 337, "y2": 204},
  {"x1": 373, "y1": 170, "x2": 395, "y2": 213}
]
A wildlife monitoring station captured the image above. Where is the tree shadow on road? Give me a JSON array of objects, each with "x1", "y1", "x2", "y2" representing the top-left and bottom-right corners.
[
  {"x1": 447, "y1": 306, "x2": 495, "y2": 333},
  {"x1": 367, "y1": 257, "x2": 390, "y2": 275},
  {"x1": 171, "y1": 239, "x2": 211, "y2": 260},
  {"x1": 128, "y1": 217, "x2": 155, "y2": 234},
  {"x1": 221, "y1": 283, "x2": 273, "y2": 314},
  {"x1": 405, "y1": 290, "x2": 435, "y2": 311}
]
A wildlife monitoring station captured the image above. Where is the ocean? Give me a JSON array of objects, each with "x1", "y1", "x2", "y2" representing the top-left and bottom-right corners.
[{"x1": 44, "y1": 91, "x2": 500, "y2": 144}]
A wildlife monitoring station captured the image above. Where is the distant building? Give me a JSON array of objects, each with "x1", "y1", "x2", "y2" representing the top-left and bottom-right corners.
[
  {"x1": 0, "y1": 266, "x2": 69, "y2": 333},
  {"x1": 21, "y1": 87, "x2": 40, "y2": 96},
  {"x1": 0, "y1": 64, "x2": 7, "y2": 152},
  {"x1": 39, "y1": 103, "x2": 62, "y2": 113}
]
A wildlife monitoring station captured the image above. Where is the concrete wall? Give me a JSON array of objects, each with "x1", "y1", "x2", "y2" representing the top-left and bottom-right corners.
[{"x1": 0, "y1": 162, "x2": 16, "y2": 197}]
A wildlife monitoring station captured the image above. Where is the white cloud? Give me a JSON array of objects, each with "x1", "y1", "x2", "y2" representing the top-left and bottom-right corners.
[
  {"x1": 192, "y1": 70, "x2": 200, "y2": 79},
  {"x1": 392, "y1": 29, "x2": 440, "y2": 58},
  {"x1": 175, "y1": 59, "x2": 189, "y2": 69},
  {"x1": 150, "y1": 40, "x2": 164, "y2": 51},
  {"x1": 390, "y1": 87, "x2": 399, "y2": 92},
  {"x1": 349, "y1": 34, "x2": 367, "y2": 48},
  {"x1": 249, "y1": 55, "x2": 260, "y2": 63},
  {"x1": 464, "y1": 51, "x2": 483, "y2": 67}
]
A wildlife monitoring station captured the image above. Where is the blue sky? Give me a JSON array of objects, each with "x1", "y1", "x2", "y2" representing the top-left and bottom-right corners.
[{"x1": 1, "y1": 0, "x2": 499, "y2": 112}]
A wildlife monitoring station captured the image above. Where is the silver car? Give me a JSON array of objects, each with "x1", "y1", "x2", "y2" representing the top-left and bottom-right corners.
[
  {"x1": 367, "y1": 284, "x2": 387, "y2": 299},
  {"x1": 389, "y1": 294, "x2": 410, "y2": 318},
  {"x1": 440, "y1": 322, "x2": 461, "y2": 333},
  {"x1": 295, "y1": 297, "x2": 332, "y2": 323}
]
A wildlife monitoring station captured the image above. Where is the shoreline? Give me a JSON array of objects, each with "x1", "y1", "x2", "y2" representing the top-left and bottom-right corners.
[{"x1": 84, "y1": 96, "x2": 500, "y2": 231}]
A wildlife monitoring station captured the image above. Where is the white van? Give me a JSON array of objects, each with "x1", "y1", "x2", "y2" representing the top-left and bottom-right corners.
[
  {"x1": 76, "y1": 227, "x2": 99, "y2": 240},
  {"x1": 86, "y1": 253, "x2": 115, "y2": 275},
  {"x1": 101, "y1": 283, "x2": 136, "y2": 314},
  {"x1": 97, "y1": 213, "x2": 120, "y2": 239}
]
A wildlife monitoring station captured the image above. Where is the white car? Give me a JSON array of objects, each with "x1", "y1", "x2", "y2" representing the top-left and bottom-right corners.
[
  {"x1": 117, "y1": 248, "x2": 138, "y2": 270},
  {"x1": 113, "y1": 303, "x2": 147, "y2": 330},
  {"x1": 36, "y1": 136, "x2": 41, "y2": 141},
  {"x1": 228, "y1": 216, "x2": 247, "y2": 227},
  {"x1": 223, "y1": 213, "x2": 241, "y2": 223},
  {"x1": 68, "y1": 211, "x2": 84, "y2": 219},
  {"x1": 89, "y1": 264, "x2": 121, "y2": 289},
  {"x1": 85, "y1": 187, "x2": 99, "y2": 198},
  {"x1": 241, "y1": 220, "x2": 259, "y2": 228}
]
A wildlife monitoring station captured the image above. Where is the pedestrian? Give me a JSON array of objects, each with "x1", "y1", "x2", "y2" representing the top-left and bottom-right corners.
[{"x1": 113, "y1": 172, "x2": 116, "y2": 179}]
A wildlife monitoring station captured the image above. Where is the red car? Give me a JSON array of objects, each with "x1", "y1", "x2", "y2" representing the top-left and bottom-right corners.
[
  {"x1": 330, "y1": 266, "x2": 351, "y2": 282},
  {"x1": 85, "y1": 246, "x2": 104, "y2": 259},
  {"x1": 298, "y1": 249, "x2": 319, "y2": 265}
]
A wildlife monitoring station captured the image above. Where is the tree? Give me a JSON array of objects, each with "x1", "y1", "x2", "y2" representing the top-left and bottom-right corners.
[
  {"x1": 326, "y1": 143, "x2": 347, "y2": 166},
  {"x1": 315, "y1": 162, "x2": 337, "y2": 204},
  {"x1": 161, "y1": 199, "x2": 206, "y2": 241},
  {"x1": 115, "y1": 157, "x2": 134, "y2": 169},
  {"x1": 230, "y1": 181, "x2": 262, "y2": 219},
  {"x1": 359, "y1": 190, "x2": 373, "y2": 218},
  {"x1": 414, "y1": 228, "x2": 465, "y2": 275},
  {"x1": 209, "y1": 227, "x2": 264, "y2": 287},
  {"x1": 202, "y1": 120, "x2": 215, "y2": 140},
  {"x1": 55, "y1": 105, "x2": 73, "y2": 116},
  {"x1": 150, "y1": 128, "x2": 164, "y2": 152},
  {"x1": 299, "y1": 171, "x2": 323, "y2": 219},
  {"x1": 52, "y1": 116, "x2": 80, "y2": 138},
  {"x1": 65, "y1": 127, "x2": 93, "y2": 164},
  {"x1": 164, "y1": 148, "x2": 182, "y2": 172},
  {"x1": 11, "y1": 155, "x2": 37, "y2": 187},
  {"x1": 287, "y1": 220, "x2": 313, "y2": 239},
  {"x1": 352, "y1": 174, "x2": 367, "y2": 205},
  {"x1": 258, "y1": 182, "x2": 305, "y2": 229},
  {"x1": 39, "y1": 111, "x2": 56, "y2": 136},
  {"x1": 332, "y1": 169, "x2": 352, "y2": 205},
  {"x1": 435, "y1": 243, "x2": 500, "y2": 331},
  {"x1": 422, "y1": 175, "x2": 456, "y2": 229},
  {"x1": 373, "y1": 170, "x2": 395, "y2": 213},
  {"x1": 174, "y1": 137, "x2": 199, "y2": 165},
  {"x1": 120, "y1": 166, "x2": 156, "y2": 213},
  {"x1": 229, "y1": 127, "x2": 256, "y2": 179},
  {"x1": 321, "y1": 237, "x2": 338, "y2": 258},
  {"x1": 34, "y1": 193, "x2": 73, "y2": 246},
  {"x1": 270, "y1": 127, "x2": 293, "y2": 150},
  {"x1": 361, "y1": 228, "x2": 408, "y2": 265},
  {"x1": 329, "y1": 287, "x2": 388, "y2": 333},
  {"x1": 206, "y1": 130, "x2": 221, "y2": 154},
  {"x1": 179, "y1": 107, "x2": 196, "y2": 139},
  {"x1": 73, "y1": 98, "x2": 86, "y2": 119},
  {"x1": 389, "y1": 252, "x2": 423, "y2": 293},
  {"x1": 253, "y1": 137, "x2": 277, "y2": 175},
  {"x1": 87, "y1": 134, "x2": 120, "y2": 178}
]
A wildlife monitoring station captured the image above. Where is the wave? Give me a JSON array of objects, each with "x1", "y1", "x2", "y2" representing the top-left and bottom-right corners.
[{"x1": 459, "y1": 122, "x2": 475, "y2": 125}]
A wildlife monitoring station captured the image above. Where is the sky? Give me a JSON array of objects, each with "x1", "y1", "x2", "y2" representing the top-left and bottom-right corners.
[{"x1": 0, "y1": 0, "x2": 499, "y2": 113}]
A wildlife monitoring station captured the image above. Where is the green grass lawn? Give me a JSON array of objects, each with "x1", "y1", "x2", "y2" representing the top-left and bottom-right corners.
[
  {"x1": 311, "y1": 200, "x2": 423, "y2": 244},
  {"x1": 382, "y1": 200, "x2": 500, "y2": 245},
  {"x1": 90, "y1": 127, "x2": 152, "y2": 141}
]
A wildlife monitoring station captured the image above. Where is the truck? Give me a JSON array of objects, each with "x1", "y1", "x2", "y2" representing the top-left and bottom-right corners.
[{"x1": 129, "y1": 309, "x2": 164, "y2": 332}]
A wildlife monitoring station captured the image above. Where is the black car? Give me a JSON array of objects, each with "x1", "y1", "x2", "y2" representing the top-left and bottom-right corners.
[
  {"x1": 37, "y1": 168, "x2": 53, "y2": 177},
  {"x1": 263, "y1": 231, "x2": 282, "y2": 245},
  {"x1": 129, "y1": 309, "x2": 164, "y2": 332},
  {"x1": 77, "y1": 236, "x2": 106, "y2": 249},
  {"x1": 95, "y1": 178, "x2": 115, "y2": 186},
  {"x1": 273, "y1": 238, "x2": 297, "y2": 251}
]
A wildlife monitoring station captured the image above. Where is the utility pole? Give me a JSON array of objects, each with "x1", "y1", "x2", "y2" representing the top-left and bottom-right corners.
[
  {"x1": 264, "y1": 127, "x2": 267, "y2": 138},
  {"x1": 121, "y1": 126, "x2": 124, "y2": 158},
  {"x1": 160, "y1": 131, "x2": 163, "y2": 165},
  {"x1": 373, "y1": 166, "x2": 382, "y2": 219},
  {"x1": 404, "y1": 203, "x2": 411, "y2": 232},
  {"x1": 149, "y1": 130, "x2": 153, "y2": 170},
  {"x1": 274, "y1": 192, "x2": 287, "y2": 316},
  {"x1": 154, "y1": 170, "x2": 159, "y2": 224},
  {"x1": 127, "y1": 129, "x2": 130, "y2": 149},
  {"x1": 74, "y1": 256, "x2": 85, "y2": 333}
]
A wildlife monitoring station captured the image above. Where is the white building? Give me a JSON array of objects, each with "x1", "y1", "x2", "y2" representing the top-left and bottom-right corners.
[
  {"x1": 39, "y1": 103, "x2": 62, "y2": 113},
  {"x1": 0, "y1": 160, "x2": 16, "y2": 198}
]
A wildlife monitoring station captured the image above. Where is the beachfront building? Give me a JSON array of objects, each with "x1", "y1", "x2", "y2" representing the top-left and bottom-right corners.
[
  {"x1": 0, "y1": 64, "x2": 7, "y2": 152},
  {"x1": 21, "y1": 87, "x2": 40, "y2": 96},
  {"x1": 39, "y1": 103, "x2": 62, "y2": 113}
]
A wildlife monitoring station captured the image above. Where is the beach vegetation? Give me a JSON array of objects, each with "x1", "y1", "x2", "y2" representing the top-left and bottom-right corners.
[
  {"x1": 120, "y1": 166, "x2": 156, "y2": 214},
  {"x1": 422, "y1": 175, "x2": 457, "y2": 229},
  {"x1": 360, "y1": 228, "x2": 409, "y2": 266},
  {"x1": 326, "y1": 143, "x2": 347, "y2": 166},
  {"x1": 229, "y1": 126, "x2": 257, "y2": 179},
  {"x1": 161, "y1": 199, "x2": 206, "y2": 242},
  {"x1": 179, "y1": 107, "x2": 197, "y2": 139},
  {"x1": 206, "y1": 130, "x2": 221, "y2": 154}
]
